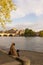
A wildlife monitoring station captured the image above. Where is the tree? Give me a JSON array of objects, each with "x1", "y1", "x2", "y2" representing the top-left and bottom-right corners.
[
  {"x1": 0, "y1": 0, "x2": 16, "y2": 28},
  {"x1": 24, "y1": 28, "x2": 29, "y2": 36},
  {"x1": 39, "y1": 31, "x2": 43, "y2": 37},
  {"x1": 24, "y1": 28, "x2": 36, "y2": 36}
]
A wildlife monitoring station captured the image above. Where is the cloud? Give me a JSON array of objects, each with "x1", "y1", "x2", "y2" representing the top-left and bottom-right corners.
[
  {"x1": 11, "y1": 0, "x2": 43, "y2": 31},
  {"x1": 12, "y1": 0, "x2": 43, "y2": 19},
  {"x1": 10, "y1": 8, "x2": 25, "y2": 19},
  {"x1": 27, "y1": 16, "x2": 43, "y2": 31},
  {"x1": 0, "y1": 0, "x2": 43, "y2": 31}
]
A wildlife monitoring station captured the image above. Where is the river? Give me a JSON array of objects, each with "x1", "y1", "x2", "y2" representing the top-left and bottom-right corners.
[{"x1": 0, "y1": 37, "x2": 43, "y2": 52}]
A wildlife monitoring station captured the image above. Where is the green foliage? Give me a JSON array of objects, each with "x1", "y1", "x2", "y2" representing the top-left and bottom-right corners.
[
  {"x1": 0, "y1": 0, "x2": 16, "y2": 28},
  {"x1": 24, "y1": 28, "x2": 36, "y2": 37},
  {"x1": 39, "y1": 31, "x2": 43, "y2": 37}
]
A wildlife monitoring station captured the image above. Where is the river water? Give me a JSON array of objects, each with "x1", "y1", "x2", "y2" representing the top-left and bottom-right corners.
[{"x1": 0, "y1": 37, "x2": 43, "y2": 52}]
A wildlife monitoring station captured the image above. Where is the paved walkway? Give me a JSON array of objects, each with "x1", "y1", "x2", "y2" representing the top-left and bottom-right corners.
[
  {"x1": 0, "y1": 50, "x2": 21, "y2": 65},
  {"x1": 19, "y1": 50, "x2": 43, "y2": 65},
  {"x1": 0, "y1": 50, "x2": 30, "y2": 65}
]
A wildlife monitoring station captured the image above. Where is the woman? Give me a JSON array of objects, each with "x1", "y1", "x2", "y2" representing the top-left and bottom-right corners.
[{"x1": 8, "y1": 43, "x2": 18, "y2": 56}]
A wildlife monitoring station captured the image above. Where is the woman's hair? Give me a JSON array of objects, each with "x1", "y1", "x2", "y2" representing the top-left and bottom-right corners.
[{"x1": 12, "y1": 43, "x2": 15, "y2": 46}]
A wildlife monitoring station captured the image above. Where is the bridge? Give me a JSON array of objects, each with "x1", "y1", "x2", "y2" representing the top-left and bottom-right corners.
[{"x1": 0, "y1": 33, "x2": 16, "y2": 37}]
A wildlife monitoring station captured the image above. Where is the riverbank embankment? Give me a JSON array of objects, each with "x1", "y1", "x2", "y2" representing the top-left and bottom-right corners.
[
  {"x1": 0, "y1": 49, "x2": 43, "y2": 65},
  {"x1": 19, "y1": 50, "x2": 43, "y2": 65},
  {"x1": 0, "y1": 49, "x2": 30, "y2": 65}
]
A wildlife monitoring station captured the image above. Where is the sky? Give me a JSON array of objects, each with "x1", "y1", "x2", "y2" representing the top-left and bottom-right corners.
[{"x1": 1, "y1": 0, "x2": 43, "y2": 31}]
